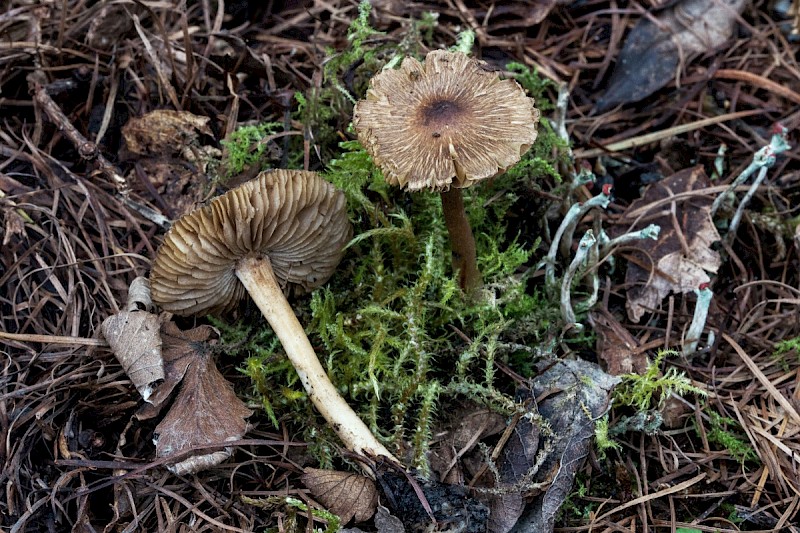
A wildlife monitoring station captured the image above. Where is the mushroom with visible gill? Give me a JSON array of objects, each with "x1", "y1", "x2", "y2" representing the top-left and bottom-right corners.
[
  {"x1": 354, "y1": 50, "x2": 540, "y2": 293},
  {"x1": 149, "y1": 169, "x2": 395, "y2": 461}
]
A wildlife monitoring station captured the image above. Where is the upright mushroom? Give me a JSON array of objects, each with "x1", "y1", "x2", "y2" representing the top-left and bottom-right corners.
[
  {"x1": 354, "y1": 50, "x2": 539, "y2": 293},
  {"x1": 150, "y1": 169, "x2": 394, "y2": 460}
]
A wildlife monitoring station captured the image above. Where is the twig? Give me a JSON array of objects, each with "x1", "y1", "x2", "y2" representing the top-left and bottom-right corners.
[
  {"x1": 29, "y1": 72, "x2": 130, "y2": 195},
  {"x1": 574, "y1": 110, "x2": 762, "y2": 158},
  {"x1": 0, "y1": 331, "x2": 108, "y2": 347},
  {"x1": 28, "y1": 71, "x2": 171, "y2": 228}
]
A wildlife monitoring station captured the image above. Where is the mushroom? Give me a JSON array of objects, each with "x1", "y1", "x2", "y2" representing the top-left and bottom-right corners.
[
  {"x1": 149, "y1": 169, "x2": 394, "y2": 460},
  {"x1": 354, "y1": 50, "x2": 539, "y2": 293}
]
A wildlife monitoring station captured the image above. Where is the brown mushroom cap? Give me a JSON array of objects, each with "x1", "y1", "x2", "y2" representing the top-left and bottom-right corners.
[
  {"x1": 151, "y1": 169, "x2": 352, "y2": 315},
  {"x1": 354, "y1": 50, "x2": 540, "y2": 191}
]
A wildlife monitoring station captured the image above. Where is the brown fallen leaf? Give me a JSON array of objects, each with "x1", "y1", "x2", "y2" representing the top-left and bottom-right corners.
[
  {"x1": 589, "y1": 309, "x2": 648, "y2": 375},
  {"x1": 100, "y1": 277, "x2": 164, "y2": 402},
  {"x1": 595, "y1": 0, "x2": 746, "y2": 111},
  {"x1": 617, "y1": 166, "x2": 721, "y2": 322},
  {"x1": 510, "y1": 359, "x2": 620, "y2": 532},
  {"x1": 429, "y1": 404, "x2": 506, "y2": 485},
  {"x1": 301, "y1": 468, "x2": 379, "y2": 524},
  {"x1": 122, "y1": 109, "x2": 212, "y2": 157},
  {"x1": 154, "y1": 322, "x2": 252, "y2": 475}
]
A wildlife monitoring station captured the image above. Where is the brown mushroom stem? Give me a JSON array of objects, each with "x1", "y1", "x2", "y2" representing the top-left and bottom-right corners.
[
  {"x1": 440, "y1": 187, "x2": 482, "y2": 293},
  {"x1": 236, "y1": 256, "x2": 396, "y2": 461}
]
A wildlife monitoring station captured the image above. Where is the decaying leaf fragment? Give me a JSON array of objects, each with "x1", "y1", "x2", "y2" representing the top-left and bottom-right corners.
[
  {"x1": 589, "y1": 309, "x2": 648, "y2": 375},
  {"x1": 618, "y1": 166, "x2": 721, "y2": 322},
  {"x1": 122, "y1": 109, "x2": 212, "y2": 156},
  {"x1": 301, "y1": 468, "x2": 379, "y2": 524},
  {"x1": 596, "y1": 0, "x2": 746, "y2": 111},
  {"x1": 429, "y1": 404, "x2": 506, "y2": 485},
  {"x1": 100, "y1": 277, "x2": 164, "y2": 402},
  {"x1": 510, "y1": 359, "x2": 620, "y2": 532},
  {"x1": 153, "y1": 323, "x2": 252, "y2": 475}
]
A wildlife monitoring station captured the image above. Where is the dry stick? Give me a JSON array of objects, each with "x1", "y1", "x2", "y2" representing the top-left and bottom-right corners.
[
  {"x1": 29, "y1": 74, "x2": 170, "y2": 228},
  {"x1": 713, "y1": 69, "x2": 800, "y2": 106},
  {"x1": 0, "y1": 331, "x2": 107, "y2": 347},
  {"x1": 751, "y1": 416, "x2": 789, "y2": 508},
  {"x1": 30, "y1": 76, "x2": 128, "y2": 195},
  {"x1": 592, "y1": 472, "x2": 706, "y2": 523},
  {"x1": 573, "y1": 110, "x2": 761, "y2": 159},
  {"x1": 441, "y1": 187, "x2": 481, "y2": 293}
]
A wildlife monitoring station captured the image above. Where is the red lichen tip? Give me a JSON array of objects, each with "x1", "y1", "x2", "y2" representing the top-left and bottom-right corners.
[
  {"x1": 699, "y1": 282, "x2": 711, "y2": 291},
  {"x1": 771, "y1": 122, "x2": 787, "y2": 135},
  {"x1": 602, "y1": 183, "x2": 613, "y2": 196}
]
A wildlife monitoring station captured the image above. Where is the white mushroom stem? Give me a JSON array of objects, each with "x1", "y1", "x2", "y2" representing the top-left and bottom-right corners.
[{"x1": 236, "y1": 256, "x2": 396, "y2": 461}]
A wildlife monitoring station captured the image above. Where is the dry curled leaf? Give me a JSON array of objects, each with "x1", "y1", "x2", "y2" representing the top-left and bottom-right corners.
[
  {"x1": 596, "y1": 0, "x2": 746, "y2": 111},
  {"x1": 122, "y1": 109, "x2": 212, "y2": 156},
  {"x1": 154, "y1": 322, "x2": 252, "y2": 475},
  {"x1": 302, "y1": 468, "x2": 378, "y2": 524},
  {"x1": 100, "y1": 277, "x2": 163, "y2": 402},
  {"x1": 617, "y1": 166, "x2": 721, "y2": 322}
]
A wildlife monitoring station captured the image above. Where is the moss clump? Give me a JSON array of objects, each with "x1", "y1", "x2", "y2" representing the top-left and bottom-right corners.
[
  {"x1": 219, "y1": 4, "x2": 569, "y2": 470},
  {"x1": 613, "y1": 350, "x2": 706, "y2": 412},
  {"x1": 219, "y1": 122, "x2": 284, "y2": 178},
  {"x1": 703, "y1": 411, "x2": 758, "y2": 464}
]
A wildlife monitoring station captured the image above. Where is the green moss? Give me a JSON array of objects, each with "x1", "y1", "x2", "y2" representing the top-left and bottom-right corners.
[
  {"x1": 594, "y1": 415, "x2": 621, "y2": 460},
  {"x1": 217, "y1": 6, "x2": 573, "y2": 469},
  {"x1": 613, "y1": 350, "x2": 706, "y2": 412},
  {"x1": 219, "y1": 122, "x2": 284, "y2": 178},
  {"x1": 703, "y1": 411, "x2": 758, "y2": 464},
  {"x1": 506, "y1": 62, "x2": 555, "y2": 112}
]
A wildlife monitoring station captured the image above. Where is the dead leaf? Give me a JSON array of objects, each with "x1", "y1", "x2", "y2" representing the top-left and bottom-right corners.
[
  {"x1": 589, "y1": 309, "x2": 648, "y2": 375},
  {"x1": 122, "y1": 110, "x2": 212, "y2": 157},
  {"x1": 100, "y1": 277, "x2": 164, "y2": 402},
  {"x1": 2, "y1": 208, "x2": 26, "y2": 246},
  {"x1": 618, "y1": 166, "x2": 721, "y2": 322},
  {"x1": 301, "y1": 468, "x2": 378, "y2": 524},
  {"x1": 510, "y1": 359, "x2": 620, "y2": 532},
  {"x1": 595, "y1": 0, "x2": 746, "y2": 111},
  {"x1": 153, "y1": 322, "x2": 252, "y2": 475},
  {"x1": 472, "y1": 403, "x2": 542, "y2": 533},
  {"x1": 373, "y1": 505, "x2": 406, "y2": 533},
  {"x1": 429, "y1": 404, "x2": 506, "y2": 485},
  {"x1": 485, "y1": 492, "x2": 525, "y2": 533}
]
